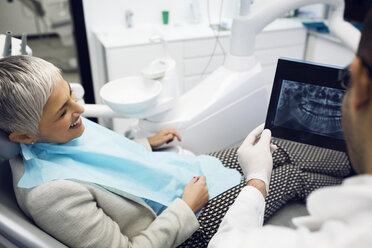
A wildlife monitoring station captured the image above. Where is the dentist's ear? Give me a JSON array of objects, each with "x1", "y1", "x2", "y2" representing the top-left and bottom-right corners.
[
  {"x1": 9, "y1": 132, "x2": 37, "y2": 144},
  {"x1": 351, "y1": 57, "x2": 371, "y2": 109}
]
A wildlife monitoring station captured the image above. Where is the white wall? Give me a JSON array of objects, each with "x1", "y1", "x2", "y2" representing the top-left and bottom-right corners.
[{"x1": 82, "y1": 0, "x2": 239, "y2": 29}]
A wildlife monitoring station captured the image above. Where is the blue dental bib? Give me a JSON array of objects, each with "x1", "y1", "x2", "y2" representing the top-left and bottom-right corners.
[{"x1": 19, "y1": 118, "x2": 241, "y2": 206}]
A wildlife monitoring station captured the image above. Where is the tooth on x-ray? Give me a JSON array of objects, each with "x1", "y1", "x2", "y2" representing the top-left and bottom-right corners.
[{"x1": 274, "y1": 80, "x2": 345, "y2": 140}]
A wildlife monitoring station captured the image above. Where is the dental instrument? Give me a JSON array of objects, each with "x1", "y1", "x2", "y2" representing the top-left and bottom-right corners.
[
  {"x1": 0, "y1": 32, "x2": 32, "y2": 59},
  {"x1": 20, "y1": 34, "x2": 27, "y2": 55},
  {"x1": 2, "y1": 32, "x2": 12, "y2": 57}
]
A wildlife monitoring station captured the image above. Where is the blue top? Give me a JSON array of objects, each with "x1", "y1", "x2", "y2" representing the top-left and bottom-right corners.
[
  {"x1": 142, "y1": 198, "x2": 167, "y2": 215},
  {"x1": 19, "y1": 117, "x2": 241, "y2": 208}
]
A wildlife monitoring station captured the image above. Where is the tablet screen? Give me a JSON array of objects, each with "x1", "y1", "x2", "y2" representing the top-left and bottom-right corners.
[{"x1": 265, "y1": 58, "x2": 347, "y2": 151}]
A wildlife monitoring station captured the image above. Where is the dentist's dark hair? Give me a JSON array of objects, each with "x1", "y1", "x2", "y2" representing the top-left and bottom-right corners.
[
  {"x1": 0, "y1": 55, "x2": 60, "y2": 136},
  {"x1": 356, "y1": 8, "x2": 372, "y2": 75}
]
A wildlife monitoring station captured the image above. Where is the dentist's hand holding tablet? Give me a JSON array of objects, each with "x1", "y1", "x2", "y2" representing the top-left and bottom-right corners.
[{"x1": 237, "y1": 124, "x2": 277, "y2": 197}]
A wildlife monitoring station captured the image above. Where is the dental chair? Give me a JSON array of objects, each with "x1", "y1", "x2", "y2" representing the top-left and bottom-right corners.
[
  {"x1": 0, "y1": 124, "x2": 349, "y2": 248},
  {"x1": 0, "y1": 129, "x2": 310, "y2": 248},
  {"x1": 0, "y1": 131, "x2": 67, "y2": 248}
]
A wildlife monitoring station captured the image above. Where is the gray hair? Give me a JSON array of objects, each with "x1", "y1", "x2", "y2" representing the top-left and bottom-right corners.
[{"x1": 0, "y1": 55, "x2": 61, "y2": 135}]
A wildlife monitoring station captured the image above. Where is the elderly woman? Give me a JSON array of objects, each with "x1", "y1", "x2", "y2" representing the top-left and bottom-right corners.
[{"x1": 0, "y1": 55, "x2": 245, "y2": 248}]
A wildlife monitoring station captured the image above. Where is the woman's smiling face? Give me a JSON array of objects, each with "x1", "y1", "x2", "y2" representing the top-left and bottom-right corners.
[{"x1": 37, "y1": 75, "x2": 85, "y2": 143}]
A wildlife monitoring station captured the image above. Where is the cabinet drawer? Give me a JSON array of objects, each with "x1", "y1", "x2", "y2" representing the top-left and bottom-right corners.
[
  {"x1": 184, "y1": 36, "x2": 230, "y2": 58},
  {"x1": 184, "y1": 64, "x2": 277, "y2": 94},
  {"x1": 106, "y1": 44, "x2": 164, "y2": 80},
  {"x1": 183, "y1": 27, "x2": 305, "y2": 59},
  {"x1": 105, "y1": 42, "x2": 184, "y2": 81},
  {"x1": 184, "y1": 44, "x2": 304, "y2": 77},
  {"x1": 255, "y1": 44, "x2": 305, "y2": 66},
  {"x1": 184, "y1": 75, "x2": 206, "y2": 92},
  {"x1": 184, "y1": 55, "x2": 225, "y2": 76},
  {"x1": 256, "y1": 28, "x2": 307, "y2": 50},
  {"x1": 305, "y1": 33, "x2": 354, "y2": 67}
]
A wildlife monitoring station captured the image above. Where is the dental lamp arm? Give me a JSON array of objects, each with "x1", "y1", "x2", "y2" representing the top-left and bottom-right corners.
[
  {"x1": 70, "y1": 84, "x2": 152, "y2": 151},
  {"x1": 70, "y1": 83, "x2": 126, "y2": 118},
  {"x1": 231, "y1": 0, "x2": 360, "y2": 57}
]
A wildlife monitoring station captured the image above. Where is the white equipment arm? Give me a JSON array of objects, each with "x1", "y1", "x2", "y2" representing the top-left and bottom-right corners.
[{"x1": 231, "y1": 0, "x2": 360, "y2": 57}]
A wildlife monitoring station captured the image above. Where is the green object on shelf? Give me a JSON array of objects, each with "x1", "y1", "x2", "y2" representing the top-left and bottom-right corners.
[
  {"x1": 162, "y1": 11, "x2": 169, "y2": 25},
  {"x1": 293, "y1": 9, "x2": 299, "y2": 17}
]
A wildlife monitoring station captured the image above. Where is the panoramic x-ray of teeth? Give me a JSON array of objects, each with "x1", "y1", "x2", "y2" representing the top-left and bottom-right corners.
[{"x1": 274, "y1": 80, "x2": 346, "y2": 139}]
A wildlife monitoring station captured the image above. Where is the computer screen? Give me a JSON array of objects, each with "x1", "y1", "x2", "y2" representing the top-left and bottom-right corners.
[
  {"x1": 274, "y1": 79, "x2": 345, "y2": 140},
  {"x1": 265, "y1": 58, "x2": 347, "y2": 151}
]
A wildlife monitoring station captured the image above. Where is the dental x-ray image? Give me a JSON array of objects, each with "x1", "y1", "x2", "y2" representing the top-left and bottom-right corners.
[{"x1": 274, "y1": 80, "x2": 346, "y2": 140}]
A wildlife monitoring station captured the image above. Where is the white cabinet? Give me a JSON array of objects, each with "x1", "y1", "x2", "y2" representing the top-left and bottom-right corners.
[
  {"x1": 99, "y1": 19, "x2": 307, "y2": 95},
  {"x1": 181, "y1": 27, "x2": 307, "y2": 91},
  {"x1": 102, "y1": 37, "x2": 229, "y2": 93},
  {"x1": 183, "y1": 36, "x2": 229, "y2": 58},
  {"x1": 105, "y1": 42, "x2": 184, "y2": 82},
  {"x1": 182, "y1": 36, "x2": 229, "y2": 91},
  {"x1": 305, "y1": 31, "x2": 354, "y2": 67}
]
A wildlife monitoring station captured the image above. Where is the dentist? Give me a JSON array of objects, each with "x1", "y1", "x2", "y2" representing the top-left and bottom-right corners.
[{"x1": 209, "y1": 8, "x2": 372, "y2": 248}]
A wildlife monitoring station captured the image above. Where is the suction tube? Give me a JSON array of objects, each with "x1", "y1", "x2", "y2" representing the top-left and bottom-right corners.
[
  {"x1": 21, "y1": 33, "x2": 27, "y2": 55},
  {"x1": 3, "y1": 31, "x2": 12, "y2": 57}
]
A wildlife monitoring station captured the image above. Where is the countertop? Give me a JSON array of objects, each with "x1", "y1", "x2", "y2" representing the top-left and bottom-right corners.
[{"x1": 93, "y1": 18, "x2": 305, "y2": 49}]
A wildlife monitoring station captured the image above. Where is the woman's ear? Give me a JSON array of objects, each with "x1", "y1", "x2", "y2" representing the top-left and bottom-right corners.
[
  {"x1": 350, "y1": 57, "x2": 371, "y2": 109},
  {"x1": 9, "y1": 132, "x2": 36, "y2": 144}
]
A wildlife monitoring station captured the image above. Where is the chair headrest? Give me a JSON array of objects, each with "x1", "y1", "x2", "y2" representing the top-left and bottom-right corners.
[{"x1": 0, "y1": 130, "x2": 20, "y2": 160}]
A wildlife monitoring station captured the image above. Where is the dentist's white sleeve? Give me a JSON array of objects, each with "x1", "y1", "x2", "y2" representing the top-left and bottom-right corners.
[
  {"x1": 208, "y1": 186, "x2": 266, "y2": 247},
  {"x1": 209, "y1": 187, "x2": 312, "y2": 247},
  {"x1": 208, "y1": 186, "x2": 372, "y2": 248},
  {"x1": 209, "y1": 186, "x2": 310, "y2": 247}
]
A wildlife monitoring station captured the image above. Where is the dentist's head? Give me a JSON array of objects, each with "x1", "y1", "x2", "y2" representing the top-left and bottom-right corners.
[
  {"x1": 0, "y1": 55, "x2": 85, "y2": 144},
  {"x1": 342, "y1": 9, "x2": 372, "y2": 174}
]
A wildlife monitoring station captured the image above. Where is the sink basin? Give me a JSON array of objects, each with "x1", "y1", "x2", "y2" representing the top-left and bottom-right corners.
[{"x1": 100, "y1": 76, "x2": 162, "y2": 117}]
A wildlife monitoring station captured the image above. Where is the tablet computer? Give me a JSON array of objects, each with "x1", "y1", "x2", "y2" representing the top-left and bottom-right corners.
[{"x1": 264, "y1": 58, "x2": 348, "y2": 152}]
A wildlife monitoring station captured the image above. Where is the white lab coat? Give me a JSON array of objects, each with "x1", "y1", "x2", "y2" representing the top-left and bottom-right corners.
[{"x1": 209, "y1": 175, "x2": 372, "y2": 248}]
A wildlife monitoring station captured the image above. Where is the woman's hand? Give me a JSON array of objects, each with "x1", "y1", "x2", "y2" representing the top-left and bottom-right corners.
[
  {"x1": 182, "y1": 176, "x2": 209, "y2": 213},
  {"x1": 148, "y1": 128, "x2": 182, "y2": 148}
]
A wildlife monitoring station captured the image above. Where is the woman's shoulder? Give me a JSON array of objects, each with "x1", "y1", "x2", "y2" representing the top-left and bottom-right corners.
[
  {"x1": 24, "y1": 179, "x2": 94, "y2": 211},
  {"x1": 29, "y1": 179, "x2": 89, "y2": 194},
  {"x1": 10, "y1": 156, "x2": 95, "y2": 207}
]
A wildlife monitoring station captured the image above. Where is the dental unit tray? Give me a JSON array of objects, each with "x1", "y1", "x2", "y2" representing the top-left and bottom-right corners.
[{"x1": 265, "y1": 58, "x2": 347, "y2": 152}]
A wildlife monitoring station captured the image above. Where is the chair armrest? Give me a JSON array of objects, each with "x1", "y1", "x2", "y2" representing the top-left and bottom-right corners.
[{"x1": 0, "y1": 160, "x2": 68, "y2": 248}]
